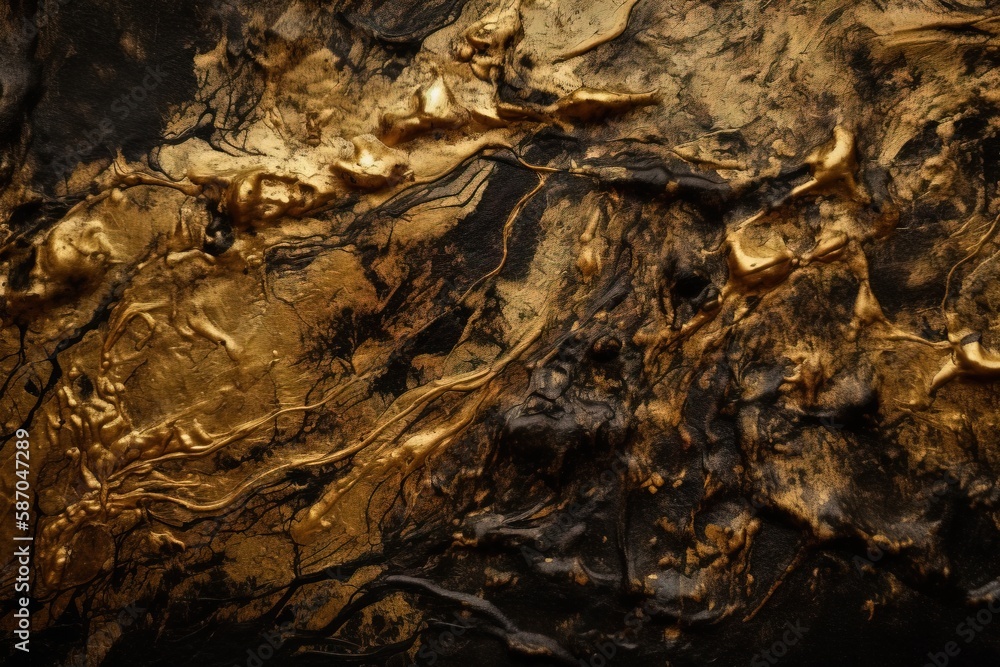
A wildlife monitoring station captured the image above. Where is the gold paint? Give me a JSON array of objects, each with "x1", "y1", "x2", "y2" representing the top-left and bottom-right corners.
[
  {"x1": 381, "y1": 76, "x2": 469, "y2": 146},
  {"x1": 789, "y1": 126, "x2": 865, "y2": 201},
  {"x1": 5, "y1": 217, "x2": 114, "y2": 312},
  {"x1": 455, "y1": 0, "x2": 523, "y2": 81},
  {"x1": 332, "y1": 135, "x2": 412, "y2": 189},
  {"x1": 4, "y1": 0, "x2": 1000, "y2": 660},
  {"x1": 553, "y1": 0, "x2": 644, "y2": 62},
  {"x1": 547, "y1": 87, "x2": 659, "y2": 122}
]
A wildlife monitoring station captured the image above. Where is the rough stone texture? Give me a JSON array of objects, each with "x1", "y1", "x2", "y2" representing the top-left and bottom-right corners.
[{"x1": 2, "y1": 1, "x2": 1000, "y2": 665}]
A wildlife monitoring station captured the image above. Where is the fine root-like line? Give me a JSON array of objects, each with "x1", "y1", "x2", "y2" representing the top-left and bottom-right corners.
[
  {"x1": 92, "y1": 167, "x2": 549, "y2": 519},
  {"x1": 454, "y1": 174, "x2": 547, "y2": 307},
  {"x1": 941, "y1": 212, "x2": 1000, "y2": 316},
  {"x1": 107, "y1": 374, "x2": 367, "y2": 482},
  {"x1": 132, "y1": 319, "x2": 545, "y2": 516}
]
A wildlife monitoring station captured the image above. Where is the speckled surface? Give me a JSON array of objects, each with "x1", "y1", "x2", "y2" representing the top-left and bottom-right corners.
[{"x1": 3, "y1": 1, "x2": 1000, "y2": 665}]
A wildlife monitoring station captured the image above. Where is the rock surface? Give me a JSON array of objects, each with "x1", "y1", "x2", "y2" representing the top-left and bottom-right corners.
[{"x1": 2, "y1": 1, "x2": 1000, "y2": 665}]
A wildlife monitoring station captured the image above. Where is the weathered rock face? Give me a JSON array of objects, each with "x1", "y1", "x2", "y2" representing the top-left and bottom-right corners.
[{"x1": 3, "y1": 0, "x2": 1000, "y2": 665}]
